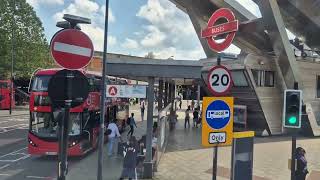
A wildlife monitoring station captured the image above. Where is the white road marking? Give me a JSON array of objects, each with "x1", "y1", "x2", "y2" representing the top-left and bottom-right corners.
[
  {"x1": 26, "y1": 176, "x2": 53, "y2": 179},
  {"x1": 0, "y1": 124, "x2": 28, "y2": 134},
  {"x1": 0, "y1": 173, "x2": 10, "y2": 176},
  {"x1": 0, "y1": 147, "x2": 27, "y2": 158},
  {"x1": 0, "y1": 164, "x2": 10, "y2": 170},
  {"x1": 0, "y1": 147, "x2": 31, "y2": 163},
  {"x1": 0, "y1": 121, "x2": 9, "y2": 124},
  {"x1": 54, "y1": 42, "x2": 92, "y2": 57}
]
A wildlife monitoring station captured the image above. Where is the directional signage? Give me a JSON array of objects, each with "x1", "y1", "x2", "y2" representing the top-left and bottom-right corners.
[
  {"x1": 50, "y1": 29, "x2": 94, "y2": 70},
  {"x1": 201, "y1": 8, "x2": 238, "y2": 52},
  {"x1": 202, "y1": 97, "x2": 234, "y2": 147},
  {"x1": 207, "y1": 65, "x2": 233, "y2": 96},
  {"x1": 106, "y1": 85, "x2": 147, "y2": 98}
]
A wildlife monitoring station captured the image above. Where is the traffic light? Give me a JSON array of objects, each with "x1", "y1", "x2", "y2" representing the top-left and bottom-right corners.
[{"x1": 283, "y1": 89, "x2": 302, "y2": 128}]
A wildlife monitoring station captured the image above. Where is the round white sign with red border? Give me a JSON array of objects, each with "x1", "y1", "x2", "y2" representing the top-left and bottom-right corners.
[
  {"x1": 207, "y1": 65, "x2": 233, "y2": 95},
  {"x1": 50, "y1": 29, "x2": 94, "y2": 70}
]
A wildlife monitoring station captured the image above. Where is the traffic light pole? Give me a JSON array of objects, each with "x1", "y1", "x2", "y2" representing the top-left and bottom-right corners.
[
  {"x1": 291, "y1": 134, "x2": 296, "y2": 180},
  {"x1": 290, "y1": 82, "x2": 299, "y2": 180}
]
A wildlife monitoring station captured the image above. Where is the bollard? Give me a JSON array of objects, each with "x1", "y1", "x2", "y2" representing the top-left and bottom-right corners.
[{"x1": 230, "y1": 131, "x2": 255, "y2": 180}]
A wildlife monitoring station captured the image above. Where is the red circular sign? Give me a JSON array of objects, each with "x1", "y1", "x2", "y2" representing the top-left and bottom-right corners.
[
  {"x1": 50, "y1": 29, "x2": 94, "y2": 70},
  {"x1": 108, "y1": 86, "x2": 118, "y2": 96},
  {"x1": 207, "y1": 65, "x2": 233, "y2": 96},
  {"x1": 201, "y1": 8, "x2": 238, "y2": 52}
]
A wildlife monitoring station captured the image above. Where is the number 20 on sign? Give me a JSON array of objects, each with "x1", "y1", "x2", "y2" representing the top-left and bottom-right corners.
[
  {"x1": 202, "y1": 97, "x2": 234, "y2": 147},
  {"x1": 207, "y1": 65, "x2": 233, "y2": 96}
]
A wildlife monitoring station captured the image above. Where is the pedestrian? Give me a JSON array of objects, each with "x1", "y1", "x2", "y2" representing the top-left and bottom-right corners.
[
  {"x1": 179, "y1": 94, "x2": 183, "y2": 109},
  {"x1": 295, "y1": 147, "x2": 308, "y2": 180},
  {"x1": 127, "y1": 113, "x2": 137, "y2": 137},
  {"x1": 185, "y1": 105, "x2": 191, "y2": 128},
  {"x1": 191, "y1": 99, "x2": 195, "y2": 110},
  {"x1": 140, "y1": 100, "x2": 145, "y2": 121},
  {"x1": 119, "y1": 136, "x2": 138, "y2": 180},
  {"x1": 107, "y1": 119, "x2": 121, "y2": 157},
  {"x1": 193, "y1": 107, "x2": 199, "y2": 128}
]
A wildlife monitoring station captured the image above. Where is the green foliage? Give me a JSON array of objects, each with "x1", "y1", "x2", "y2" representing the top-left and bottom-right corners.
[{"x1": 0, "y1": 0, "x2": 54, "y2": 79}]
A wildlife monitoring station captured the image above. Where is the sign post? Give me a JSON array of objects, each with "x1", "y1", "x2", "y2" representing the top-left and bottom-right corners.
[
  {"x1": 49, "y1": 14, "x2": 92, "y2": 180},
  {"x1": 202, "y1": 97, "x2": 234, "y2": 179},
  {"x1": 201, "y1": 8, "x2": 238, "y2": 180}
]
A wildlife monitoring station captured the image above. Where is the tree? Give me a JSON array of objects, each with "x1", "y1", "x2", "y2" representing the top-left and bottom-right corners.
[
  {"x1": 0, "y1": 0, "x2": 54, "y2": 79},
  {"x1": 144, "y1": 52, "x2": 155, "y2": 59}
]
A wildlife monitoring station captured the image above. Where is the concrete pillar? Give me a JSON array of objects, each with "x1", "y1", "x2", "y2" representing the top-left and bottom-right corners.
[
  {"x1": 197, "y1": 84, "x2": 200, "y2": 108},
  {"x1": 144, "y1": 77, "x2": 155, "y2": 178},
  {"x1": 168, "y1": 83, "x2": 173, "y2": 105},
  {"x1": 164, "y1": 82, "x2": 169, "y2": 107},
  {"x1": 158, "y1": 80, "x2": 163, "y2": 110}
]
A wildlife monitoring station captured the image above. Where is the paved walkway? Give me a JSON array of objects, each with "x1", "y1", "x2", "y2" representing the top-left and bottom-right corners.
[
  {"x1": 67, "y1": 104, "x2": 153, "y2": 180},
  {"x1": 153, "y1": 107, "x2": 320, "y2": 180},
  {"x1": 67, "y1": 120, "x2": 148, "y2": 180}
]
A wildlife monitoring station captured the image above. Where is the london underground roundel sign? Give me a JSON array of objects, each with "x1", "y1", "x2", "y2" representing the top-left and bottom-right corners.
[
  {"x1": 201, "y1": 8, "x2": 238, "y2": 52},
  {"x1": 207, "y1": 65, "x2": 233, "y2": 95},
  {"x1": 50, "y1": 29, "x2": 94, "y2": 70}
]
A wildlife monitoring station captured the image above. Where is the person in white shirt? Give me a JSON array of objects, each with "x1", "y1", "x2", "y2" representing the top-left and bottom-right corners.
[{"x1": 107, "y1": 119, "x2": 121, "y2": 156}]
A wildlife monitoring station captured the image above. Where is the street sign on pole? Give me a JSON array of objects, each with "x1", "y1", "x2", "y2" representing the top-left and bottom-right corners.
[
  {"x1": 202, "y1": 97, "x2": 234, "y2": 147},
  {"x1": 50, "y1": 29, "x2": 94, "y2": 70},
  {"x1": 201, "y1": 8, "x2": 238, "y2": 52},
  {"x1": 48, "y1": 69, "x2": 89, "y2": 108},
  {"x1": 207, "y1": 65, "x2": 233, "y2": 96}
]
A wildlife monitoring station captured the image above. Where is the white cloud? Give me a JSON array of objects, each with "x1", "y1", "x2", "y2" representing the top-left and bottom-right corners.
[
  {"x1": 100, "y1": 5, "x2": 115, "y2": 23},
  {"x1": 140, "y1": 25, "x2": 166, "y2": 47},
  {"x1": 122, "y1": 38, "x2": 139, "y2": 49},
  {"x1": 81, "y1": 25, "x2": 116, "y2": 51},
  {"x1": 81, "y1": 25, "x2": 104, "y2": 51},
  {"x1": 52, "y1": 0, "x2": 117, "y2": 52},
  {"x1": 53, "y1": 0, "x2": 115, "y2": 25},
  {"x1": 108, "y1": 36, "x2": 117, "y2": 46},
  {"x1": 27, "y1": 0, "x2": 64, "y2": 8},
  {"x1": 137, "y1": 0, "x2": 194, "y2": 36},
  {"x1": 237, "y1": 0, "x2": 261, "y2": 18}
]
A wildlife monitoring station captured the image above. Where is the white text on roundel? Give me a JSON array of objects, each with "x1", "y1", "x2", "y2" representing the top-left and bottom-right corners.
[{"x1": 209, "y1": 68, "x2": 231, "y2": 93}]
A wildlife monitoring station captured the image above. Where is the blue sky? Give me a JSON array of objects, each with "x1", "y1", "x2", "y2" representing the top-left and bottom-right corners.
[{"x1": 26, "y1": 0, "x2": 294, "y2": 60}]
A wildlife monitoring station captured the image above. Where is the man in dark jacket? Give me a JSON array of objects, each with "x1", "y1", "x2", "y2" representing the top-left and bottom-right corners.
[
  {"x1": 295, "y1": 147, "x2": 308, "y2": 180},
  {"x1": 120, "y1": 136, "x2": 138, "y2": 180}
]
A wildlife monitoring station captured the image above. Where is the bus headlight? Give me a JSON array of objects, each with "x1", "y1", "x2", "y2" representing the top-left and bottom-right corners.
[{"x1": 28, "y1": 138, "x2": 37, "y2": 147}]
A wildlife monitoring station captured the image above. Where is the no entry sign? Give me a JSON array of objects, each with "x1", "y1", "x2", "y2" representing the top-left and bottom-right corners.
[
  {"x1": 50, "y1": 29, "x2": 94, "y2": 70},
  {"x1": 207, "y1": 65, "x2": 233, "y2": 96},
  {"x1": 201, "y1": 8, "x2": 238, "y2": 52}
]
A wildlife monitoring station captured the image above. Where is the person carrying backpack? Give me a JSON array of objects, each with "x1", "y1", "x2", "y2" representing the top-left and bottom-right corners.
[{"x1": 119, "y1": 136, "x2": 138, "y2": 180}]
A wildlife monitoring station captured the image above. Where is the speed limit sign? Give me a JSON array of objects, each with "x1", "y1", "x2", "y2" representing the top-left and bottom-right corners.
[{"x1": 207, "y1": 65, "x2": 233, "y2": 95}]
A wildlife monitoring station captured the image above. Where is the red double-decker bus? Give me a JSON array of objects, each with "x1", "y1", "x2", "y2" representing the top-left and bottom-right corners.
[
  {"x1": 28, "y1": 69, "x2": 129, "y2": 156},
  {"x1": 0, "y1": 80, "x2": 15, "y2": 110}
]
